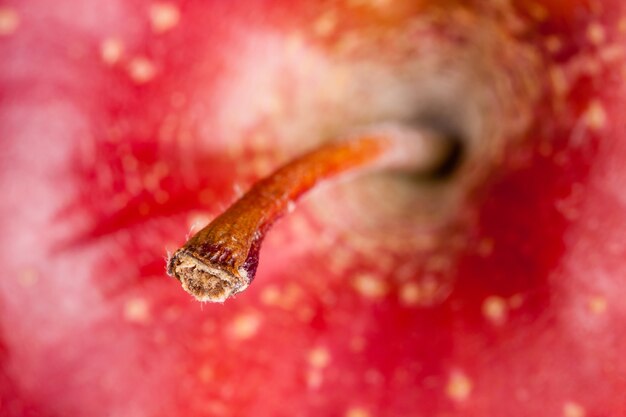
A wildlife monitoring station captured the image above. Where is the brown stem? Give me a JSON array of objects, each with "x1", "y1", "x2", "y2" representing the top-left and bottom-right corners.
[{"x1": 167, "y1": 124, "x2": 450, "y2": 302}]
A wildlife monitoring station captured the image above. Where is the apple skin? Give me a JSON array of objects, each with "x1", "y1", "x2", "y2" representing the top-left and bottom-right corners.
[{"x1": 1, "y1": 1, "x2": 626, "y2": 417}]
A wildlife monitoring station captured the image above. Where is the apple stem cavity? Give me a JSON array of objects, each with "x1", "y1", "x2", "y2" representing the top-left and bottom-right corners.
[{"x1": 167, "y1": 123, "x2": 455, "y2": 302}]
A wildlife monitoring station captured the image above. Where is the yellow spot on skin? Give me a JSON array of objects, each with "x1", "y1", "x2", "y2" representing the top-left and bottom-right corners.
[
  {"x1": 584, "y1": 100, "x2": 607, "y2": 130},
  {"x1": 260, "y1": 285, "x2": 281, "y2": 305},
  {"x1": 313, "y1": 10, "x2": 337, "y2": 37},
  {"x1": 619, "y1": 17, "x2": 626, "y2": 33},
  {"x1": 0, "y1": 7, "x2": 19, "y2": 36},
  {"x1": 124, "y1": 297, "x2": 151, "y2": 324},
  {"x1": 352, "y1": 274, "x2": 389, "y2": 300},
  {"x1": 149, "y1": 2, "x2": 180, "y2": 33},
  {"x1": 100, "y1": 38, "x2": 124, "y2": 65},
  {"x1": 588, "y1": 296, "x2": 607, "y2": 315},
  {"x1": 563, "y1": 401, "x2": 586, "y2": 417},
  {"x1": 128, "y1": 57, "x2": 157, "y2": 84},
  {"x1": 345, "y1": 407, "x2": 370, "y2": 417},
  {"x1": 197, "y1": 364, "x2": 214, "y2": 384},
  {"x1": 229, "y1": 312, "x2": 261, "y2": 340},
  {"x1": 308, "y1": 347, "x2": 331, "y2": 368},
  {"x1": 446, "y1": 371, "x2": 472, "y2": 402},
  {"x1": 482, "y1": 296, "x2": 508, "y2": 326},
  {"x1": 347, "y1": 0, "x2": 390, "y2": 7},
  {"x1": 18, "y1": 268, "x2": 39, "y2": 287},
  {"x1": 399, "y1": 282, "x2": 422, "y2": 306},
  {"x1": 587, "y1": 23, "x2": 606, "y2": 46}
]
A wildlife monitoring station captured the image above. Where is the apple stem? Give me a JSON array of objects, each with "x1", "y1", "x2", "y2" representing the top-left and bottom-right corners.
[{"x1": 167, "y1": 123, "x2": 452, "y2": 302}]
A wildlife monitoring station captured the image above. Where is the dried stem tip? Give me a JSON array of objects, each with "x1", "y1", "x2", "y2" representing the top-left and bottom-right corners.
[{"x1": 167, "y1": 124, "x2": 450, "y2": 302}]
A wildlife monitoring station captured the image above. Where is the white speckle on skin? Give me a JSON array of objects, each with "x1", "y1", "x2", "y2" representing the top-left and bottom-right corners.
[
  {"x1": 229, "y1": 312, "x2": 261, "y2": 340},
  {"x1": 588, "y1": 295, "x2": 607, "y2": 315},
  {"x1": 128, "y1": 57, "x2": 157, "y2": 84},
  {"x1": 587, "y1": 22, "x2": 606, "y2": 46},
  {"x1": 308, "y1": 347, "x2": 331, "y2": 368},
  {"x1": 149, "y1": 2, "x2": 180, "y2": 33},
  {"x1": 446, "y1": 371, "x2": 473, "y2": 402},
  {"x1": 260, "y1": 285, "x2": 281, "y2": 305},
  {"x1": 482, "y1": 295, "x2": 508, "y2": 325},
  {"x1": 313, "y1": 10, "x2": 337, "y2": 37},
  {"x1": 399, "y1": 282, "x2": 422, "y2": 306},
  {"x1": 100, "y1": 38, "x2": 124, "y2": 65},
  {"x1": 124, "y1": 297, "x2": 151, "y2": 324},
  {"x1": 584, "y1": 100, "x2": 607, "y2": 130},
  {"x1": 347, "y1": 0, "x2": 391, "y2": 8},
  {"x1": 345, "y1": 407, "x2": 370, "y2": 417},
  {"x1": 563, "y1": 401, "x2": 586, "y2": 417},
  {"x1": 0, "y1": 7, "x2": 19, "y2": 36},
  {"x1": 352, "y1": 273, "x2": 389, "y2": 300}
]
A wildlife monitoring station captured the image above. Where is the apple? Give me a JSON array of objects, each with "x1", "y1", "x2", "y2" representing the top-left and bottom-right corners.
[{"x1": 1, "y1": 0, "x2": 625, "y2": 416}]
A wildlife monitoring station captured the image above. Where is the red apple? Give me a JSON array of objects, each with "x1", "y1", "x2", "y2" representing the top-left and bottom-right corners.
[{"x1": 1, "y1": 1, "x2": 625, "y2": 416}]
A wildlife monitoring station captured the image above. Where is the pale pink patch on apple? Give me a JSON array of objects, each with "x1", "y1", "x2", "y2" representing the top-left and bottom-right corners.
[
  {"x1": 482, "y1": 295, "x2": 508, "y2": 326},
  {"x1": 446, "y1": 370, "x2": 473, "y2": 402},
  {"x1": 307, "y1": 346, "x2": 331, "y2": 368},
  {"x1": 100, "y1": 37, "x2": 124, "y2": 66},
  {"x1": 0, "y1": 7, "x2": 19, "y2": 36},
  {"x1": 583, "y1": 100, "x2": 607, "y2": 131},
  {"x1": 563, "y1": 401, "x2": 586, "y2": 417},
  {"x1": 587, "y1": 296, "x2": 607, "y2": 315},
  {"x1": 127, "y1": 56, "x2": 157, "y2": 84},
  {"x1": 149, "y1": 2, "x2": 180, "y2": 34},
  {"x1": 586, "y1": 22, "x2": 606, "y2": 46},
  {"x1": 123, "y1": 297, "x2": 152, "y2": 324},
  {"x1": 312, "y1": 10, "x2": 338, "y2": 37},
  {"x1": 352, "y1": 273, "x2": 389, "y2": 300},
  {"x1": 345, "y1": 406, "x2": 371, "y2": 417},
  {"x1": 229, "y1": 312, "x2": 262, "y2": 340},
  {"x1": 398, "y1": 281, "x2": 422, "y2": 306}
]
